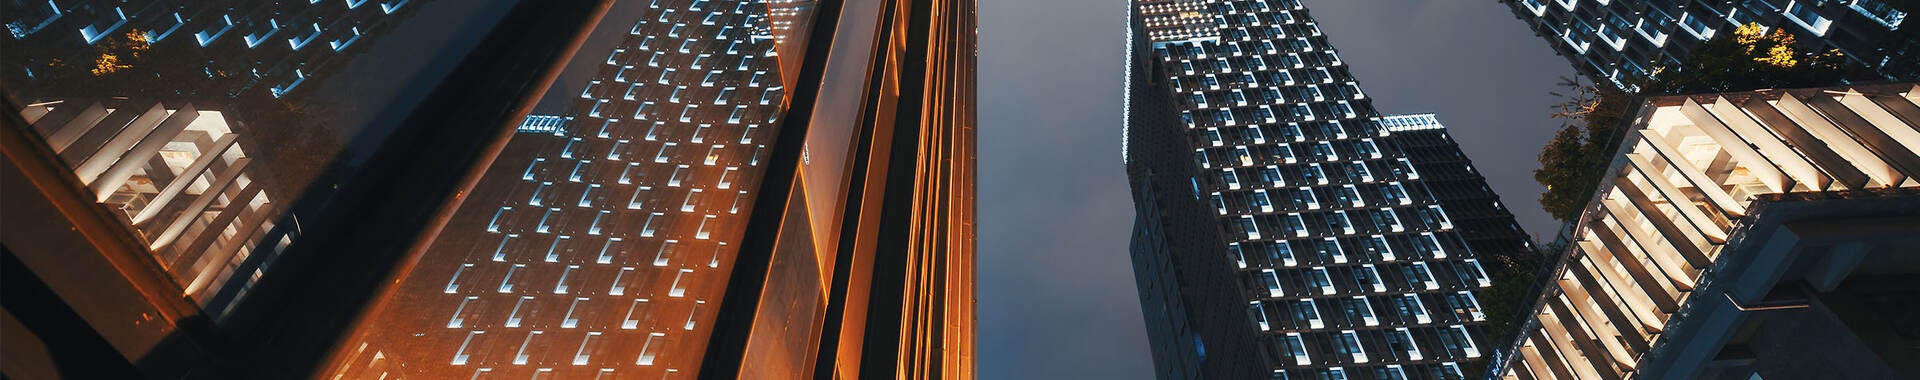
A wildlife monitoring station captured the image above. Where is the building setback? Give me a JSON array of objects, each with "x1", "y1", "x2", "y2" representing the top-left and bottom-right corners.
[
  {"x1": 1500, "y1": 0, "x2": 1918, "y2": 89},
  {"x1": 1125, "y1": 1, "x2": 1539, "y2": 379},
  {"x1": 322, "y1": 0, "x2": 977, "y2": 378},
  {"x1": 1497, "y1": 84, "x2": 1920, "y2": 379}
]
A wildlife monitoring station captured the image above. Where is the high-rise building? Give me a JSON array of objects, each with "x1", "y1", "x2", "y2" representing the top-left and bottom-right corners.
[
  {"x1": 1500, "y1": 0, "x2": 1918, "y2": 89},
  {"x1": 15, "y1": 98, "x2": 285, "y2": 308},
  {"x1": 1124, "y1": 1, "x2": 1538, "y2": 379},
  {"x1": 2, "y1": 0, "x2": 427, "y2": 98},
  {"x1": 318, "y1": 0, "x2": 977, "y2": 379},
  {"x1": 4, "y1": 0, "x2": 975, "y2": 379},
  {"x1": 4, "y1": 1, "x2": 633, "y2": 379},
  {"x1": 1497, "y1": 83, "x2": 1920, "y2": 380}
]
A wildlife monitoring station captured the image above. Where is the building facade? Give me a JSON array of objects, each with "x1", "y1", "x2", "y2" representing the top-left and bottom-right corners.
[
  {"x1": 321, "y1": 0, "x2": 976, "y2": 379},
  {"x1": 1497, "y1": 84, "x2": 1920, "y2": 379},
  {"x1": 15, "y1": 99, "x2": 285, "y2": 310},
  {"x1": 2, "y1": 0, "x2": 426, "y2": 98},
  {"x1": 4, "y1": 1, "x2": 650, "y2": 379},
  {"x1": 1500, "y1": 0, "x2": 1918, "y2": 89},
  {"x1": 1125, "y1": 1, "x2": 1538, "y2": 379}
]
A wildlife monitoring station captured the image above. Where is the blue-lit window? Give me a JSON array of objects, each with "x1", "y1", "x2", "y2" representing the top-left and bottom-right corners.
[
  {"x1": 1851, "y1": 0, "x2": 1909, "y2": 28},
  {"x1": 1784, "y1": 1, "x2": 1833, "y2": 35},
  {"x1": 1679, "y1": 11, "x2": 1715, "y2": 40}
]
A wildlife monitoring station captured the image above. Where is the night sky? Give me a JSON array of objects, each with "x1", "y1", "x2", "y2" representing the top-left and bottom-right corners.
[{"x1": 976, "y1": 1, "x2": 1573, "y2": 378}]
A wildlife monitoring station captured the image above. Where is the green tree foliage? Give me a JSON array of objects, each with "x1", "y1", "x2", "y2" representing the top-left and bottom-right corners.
[
  {"x1": 1532, "y1": 22, "x2": 1887, "y2": 222},
  {"x1": 1652, "y1": 22, "x2": 1881, "y2": 94},
  {"x1": 1533, "y1": 77, "x2": 1630, "y2": 222}
]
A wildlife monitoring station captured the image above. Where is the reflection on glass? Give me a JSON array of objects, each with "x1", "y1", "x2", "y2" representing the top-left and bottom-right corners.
[{"x1": 2, "y1": 0, "x2": 520, "y2": 316}]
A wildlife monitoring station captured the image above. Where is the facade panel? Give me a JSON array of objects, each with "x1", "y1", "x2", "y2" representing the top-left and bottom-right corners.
[
  {"x1": 1500, "y1": 0, "x2": 1918, "y2": 89},
  {"x1": 1125, "y1": 1, "x2": 1539, "y2": 379},
  {"x1": 1497, "y1": 83, "x2": 1920, "y2": 379}
]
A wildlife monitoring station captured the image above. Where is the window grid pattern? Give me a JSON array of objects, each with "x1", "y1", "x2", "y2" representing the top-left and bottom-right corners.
[
  {"x1": 329, "y1": 1, "x2": 789, "y2": 377},
  {"x1": 1136, "y1": 0, "x2": 1491, "y2": 377},
  {"x1": 1502, "y1": 0, "x2": 1915, "y2": 89}
]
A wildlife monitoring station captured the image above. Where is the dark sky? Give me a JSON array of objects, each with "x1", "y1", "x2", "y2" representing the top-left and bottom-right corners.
[{"x1": 977, "y1": 0, "x2": 1572, "y2": 378}]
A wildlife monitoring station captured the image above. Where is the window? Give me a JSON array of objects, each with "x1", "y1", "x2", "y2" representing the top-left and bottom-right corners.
[
  {"x1": 545, "y1": 235, "x2": 570, "y2": 262},
  {"x1": 561, "y1": 297, "x2": 585, "y2": 328},
  {"x1": 1284, "y1": 333, "x2": 1310, "y2": 365},
  {"x1": 554, "y1": 265, "x2": 578, "y2": 294},
  {"x1": 1391, "y1": 328, "x2": 1422, "y2": 360},
  {"x1": 1449, "y1": 291, "x2": 1486, "y2": 322},
  {"x1": 1351, "y1": 297, "x2": 1377, "y2": 326},
  {"x1": 1401, "y1": 294, "x2": 1431, "y2": 323},
  {"x1": 1309, "y1": 267, "x2": 1334, "y2": 295},
  {"x1": 1408, "y1": 262, "x2": 1437, "y2": 290},
  {"x1": 1850, "y1": 0, "x2": 1909, "y2": 28},
  {"x1": 1261, "y1": 269, "x2": 1284, "y2": 297},
  {"x1": 622, "y1": 299, "x2": 649, "y2": 329},
  {"x1": 1240, "y1": 215, "x2": 1261, "y2": 239},
  {"x1": 505, "y1": 295, "x2": 532, "y2": 327},
  {"x1": 448, "y1": 296, "x2": 478, "y2": 328},
  {"x1": 598, "y1": 238, "x2": 623, "y2": 264},
  {"x1": 1321, "y1": 237, "x2": 1346, "y2": 263},
  {"x1": 1230, "y1": 243, "x2": 1249, "y2": 269},
  {"x1": 1250, "y1": 301, "x2": 1271, "y2": 331},
  {"x1": 655, "y1": 240, "x2": 679, "y2": 267},
  {"x1": 669, "y1": 267, "x2": 694, "y2": 297},
  {"x1": 1356, "y1": 264, "x2": 1383, "y2": 292},
  {"x1": 1271, "y1": 241, "x2": 1297, "y2": 267},
  {"x1": 452, "y1": 331, "x2": 483, "y2": 365},
  {"x1": 445, "y1": 263, "x2": 474, "y2": 293},
  {"x1": 636, "y1": 332, "x2": 667, "y2": 365},
  {"x1": 1253, "y1": 190, "x2": 1274, "y2": 212},
  {"x1": 494, "y1": 235, "x2": 517, "y2": 262},
  {"x1": 1785, "y1": 1, "x2": 1834, "y2": 35},
  {"x1": 1339, "y1": 330, "x2": 1367, "y2": 363},
  {"x1": 1295, "y1": 299, "x2": 1323, "y2": 329},
  {"x1": 499, "y1": 264, "x2": 525, "y2": 293}
]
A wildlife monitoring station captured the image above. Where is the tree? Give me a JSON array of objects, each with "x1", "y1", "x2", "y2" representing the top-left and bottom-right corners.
[
  {"x1": 1533, "y1": 77, "x2": 1630, "y2": 222},
  {"x1": 1652, "y1": 22, "x2": 1879, "y2": 94}
]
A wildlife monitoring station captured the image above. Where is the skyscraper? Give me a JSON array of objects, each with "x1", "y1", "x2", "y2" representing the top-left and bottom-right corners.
[
  {"x1": 2, "y1": 1, "x2": 614, "y2": 378},
  {"x1": 2, "y1": 0, "x2": 428, "y2": 98},
  {"x1": 1497, "y1": 83, "x2": 1920, "y2": 380},
  {"x1": 1125, "y1": 1, "x2": 1538, "y2": 379},
  {"x1": 319, "y1": 0, "x2": 977, "y2": 379},
  {"x1": 1500, "y1": 0, "x2": 1917, "y2": 89}
]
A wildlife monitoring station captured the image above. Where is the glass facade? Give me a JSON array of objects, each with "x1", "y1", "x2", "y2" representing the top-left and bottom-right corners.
[
  {"x1": 2, "y1": 0, "x2": 975, "y2": 379},
  {"x1": 1501, "y1": 0, "x2": 1919, "y2": 89},
  {"x1": 324, "y1": 2, "x2": 793, "y2": 376},
  {"x1": 1125, "y1": 1, "x2": 1537, "y2": 379}
]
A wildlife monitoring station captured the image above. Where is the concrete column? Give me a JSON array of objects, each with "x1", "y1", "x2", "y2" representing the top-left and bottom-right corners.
[
  {"x1": 42, "y1": 102, "x2": 109, "y2": 152},
  {"x1": 71, "y1": 102, "x2": 169, "y2": 184},
  {"x1": 1577, "y1": 236, "x2": 1679, "y2": 315},
  {"x1": 1563, "y1": 258, "x2": 1646, "y2": 367},
  {"x1": 1807, "y1": 95, "x2": 1920, "y2": 185},
  {"x1": 130, "y1": 133, "x2": 238, "y2": 224},
  {"x1": 1612, "y1": 179, "x2": 1712, "y2": 267},
  {"x1": 1625, "y1": 160, "x2": 1728, "y2": 242},
  {"x1": 1593, "y1": 209, "x2": 1696, "y2": 292},
  {"x1": 148, "y1": 157, "x2": 250, "y2": 252},
  {"x1": 90, "y1": 105, "x2": 199, "y2": 201},
  {"x1": 1740, "y1": 97, "x2": 1870, "y2": 190},
  {"x1": 1680, "y1": 98, "x2": 1787, "y2": 193},
  {"x1": 1708, "y1": 98, "x2": 1827, "y2": 191},
  {"x1": 1775, "y1": 94, "x2": 1901, "y2": 188},
  {"x1": 1637, "y1": 131, "x2": 1746, "y2": 217}
]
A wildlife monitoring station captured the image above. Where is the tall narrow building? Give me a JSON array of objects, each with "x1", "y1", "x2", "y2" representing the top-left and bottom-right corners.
[
  {"x1": 1125, "y1": 1, "x2": 1536, "y2": 379},
  {"x1": 321, "y1": 0, "x2": 976, "y2": 378}
]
